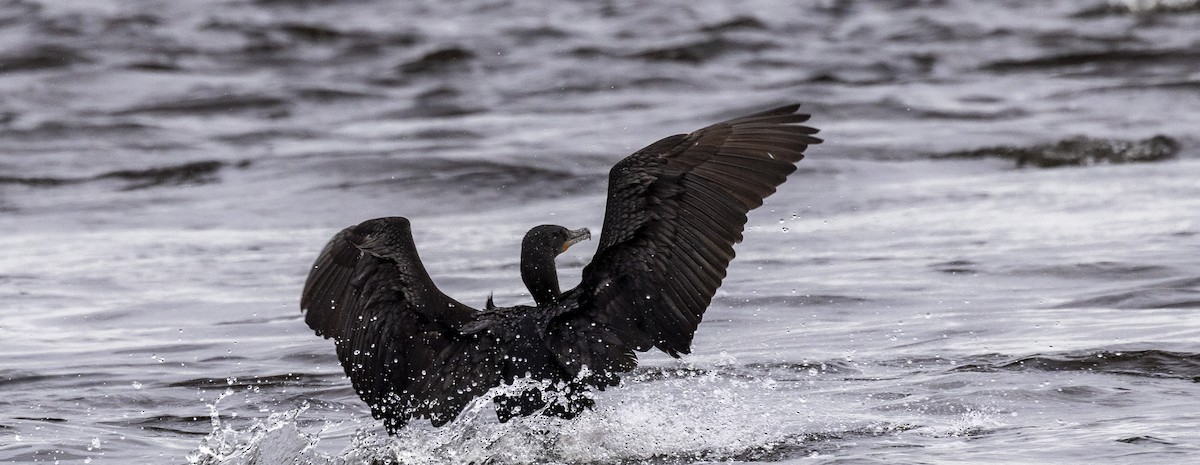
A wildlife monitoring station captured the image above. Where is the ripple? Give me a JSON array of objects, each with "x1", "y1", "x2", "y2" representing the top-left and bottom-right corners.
[
  {"x1": 168, "y1": 372, "x2": 339, "y2": 389},
  {"x1": 1075, "y1": 0, "x2": 1200, "y2": 16},
  {"x1": 1015, "y1": 262, "x2": 1177, "y2": 280},
  {"x1": 1054, "y1": 276, "x2": 1200, "y2": 309},
  {"x1": 931, "y1": 259, "x2": 980, "y2": 275},
  {"x1": 983, "y1": 49, "x2": 1200, "y2": 76},
  {"x1": 735, "y1": 293, "x2": 872, "y2": 307},
  {"x1": 934, "y1": 135, "x2": 1180, "y2": 168},
  {"x1": 699, "y1": 16, "x2": 767, "y2": 33},
  {"x1": 98, "y1": 160, "x2": 229, "y2": 190},
  {"x1": 312, "y1": 155, "x2": 602, "y2": 202},
  {"x1": 101, "y1": 414, "x2": 212, "y2": 436},
  {"x1": 1116, "y1": 435, "x2": 1177, "y2": 445},
  {"x1": 631, "y1": 37, "x2": 775, "y2": 63},
  {"x1": 954, "y1": 349, "x2": 1200, "y2": 380},
  {"x1": 0, "y1": 44, "x2": 90, "y2": 73},
  {"x1": 0, "y1": 160, "x2": 238, "y2": 190},
  {"x1": 397, "y1": 47, "x2": 476, "y2": 75},
  {"x1": 111, "y1": 91, "x2": 292, "y2": 117}
]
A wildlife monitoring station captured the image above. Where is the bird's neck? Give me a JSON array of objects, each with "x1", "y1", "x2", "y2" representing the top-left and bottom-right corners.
[{"x1": 520, "y1": 248, "x2": 560, "y2": 307}]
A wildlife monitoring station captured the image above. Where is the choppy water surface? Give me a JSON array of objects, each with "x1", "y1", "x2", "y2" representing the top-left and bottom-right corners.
[{"x1": 2, "y1": 0, "x2": 1199, "y2": 463}]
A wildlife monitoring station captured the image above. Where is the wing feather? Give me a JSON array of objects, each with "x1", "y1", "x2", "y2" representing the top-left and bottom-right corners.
[
  {"x1": 549, "y1": 104, "x2": 820, "y2": 369},
  {"x1": 300, "y1": 218, "x2": 500, "y2": 432}
]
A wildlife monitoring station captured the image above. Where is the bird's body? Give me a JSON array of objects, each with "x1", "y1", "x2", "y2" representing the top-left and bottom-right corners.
[{"x1": 301, "y1": 104, "x2": 820, "y2": 433}]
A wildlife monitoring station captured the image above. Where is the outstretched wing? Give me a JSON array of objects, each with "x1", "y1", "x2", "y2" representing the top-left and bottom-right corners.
[
  {"x1": 548, "y1": 104, "x2": 820, "y2": 376},
  {"x1": 301, "y1": 217, "x2": 502, "y2": 431}
]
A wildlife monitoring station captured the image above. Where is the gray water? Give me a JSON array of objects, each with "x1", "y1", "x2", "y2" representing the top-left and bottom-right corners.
[{"x1": 2, "y1": 0, "x2": 1200, "y2": 463}]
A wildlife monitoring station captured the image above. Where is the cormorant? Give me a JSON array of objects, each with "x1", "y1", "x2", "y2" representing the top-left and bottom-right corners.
[{"x1": 301, "y1": 104, "x2": 821, "y2": 433}]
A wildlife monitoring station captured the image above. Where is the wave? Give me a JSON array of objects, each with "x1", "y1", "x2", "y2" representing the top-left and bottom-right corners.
[
  {"x1": 632, "y1": 37, "x2": 776, "y2": 64},
  {"x1": 734, "y1": 293, "x2": 873, "y2": 307},
  {"x1": 1054, "y1": 276, "x2": 1200, "y2": 309},
  {"x1": 700, "y1": 16, "x2": 767, "y2": 33},
  {"x1": 0, "y1": 44, "x2": 90, "y2": 74},
  {"x1": 103, "y1": 414, "x2": 213, "y2": 436},
  {"x1": 934, "y1": 135, "x2": 1180, "y2": 168},
  {"x1": 168, "y1": 372, "x2": 341, "y2": 389},
  {"x1": 100, "y1": 160, "x2": 231, "y2": 190},
  {"x1": 0, "y1": 371, "x2": 65, "y2": 389},
  {"x1": 111, "y1": 91, "x2": 292, "y2": 118},
  {"x1": 982, "y1": 48, "x2": 1200, "y2": 76},
  {"x1": 954, "y1": 349, "x2": 1200, "y2": 380},
  {"x1": 398, "y1": 47, "x2": 475, "y2": 75},
  {"x1": 628, "y1": 359, "x2": 861, "y2": 383},
  {"x1": 1012, "y1": 261, "x2": 1177, "y2": 281},
  {"x1": 0, "y1": 160, "x2": 233, "y2": 190},
  {"x1": 196, "y1": 17, "x2": 421, "y2": 67},
  {"x1": 0, "y1": 121, "x2": 155, "y2": 141},
  {"x1": 930, "y1": 259, "x2": 980, "y2": 275},
  {"x1": 1075, "y1": 0, "x2": 1200, "y2": 16},
  {"x1": 311, "y1": 155, "x2": 605, "y2": 202}
]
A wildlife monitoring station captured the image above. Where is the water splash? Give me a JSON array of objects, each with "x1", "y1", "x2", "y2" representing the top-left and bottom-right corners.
[
  {"x1": 185, "y1": 370, "x2": 853, "y2": 464},
  {"x1": 186, "y1": 390, "x2": 324, "y2": 465},
  {"x1": 362, "y1": 373, "x2": 824, "y2": 464}
]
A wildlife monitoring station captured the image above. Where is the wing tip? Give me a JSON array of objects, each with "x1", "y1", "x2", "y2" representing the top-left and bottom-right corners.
[
  {"x1": 727, "y1": 103, "x2": 818, "y2": 134},
  {"x1": 754, "y1": 103, "x2": 802, "y2": 117}
]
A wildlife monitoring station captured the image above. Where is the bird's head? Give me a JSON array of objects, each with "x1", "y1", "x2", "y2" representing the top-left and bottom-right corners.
[
  {"x1": 522, "y1": 224, "x2": 591, "y2": 257},
  {"x1": 520, "y1": 224, "x2": 590, "y2": 307}
]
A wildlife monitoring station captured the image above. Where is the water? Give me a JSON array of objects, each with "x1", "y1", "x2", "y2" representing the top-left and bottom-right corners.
[{"x1": 2, "y1": 0, "x2": 1199, "y2": 463}]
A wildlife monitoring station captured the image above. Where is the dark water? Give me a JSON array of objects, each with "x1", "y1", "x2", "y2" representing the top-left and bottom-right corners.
[{"x1": 2, "y1": 0, "x2": 1199, "y2": 463}]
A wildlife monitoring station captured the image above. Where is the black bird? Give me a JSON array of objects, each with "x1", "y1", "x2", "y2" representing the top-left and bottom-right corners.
[{"x1": 301, "y1": 104, "x2": 821, "y2": 433}]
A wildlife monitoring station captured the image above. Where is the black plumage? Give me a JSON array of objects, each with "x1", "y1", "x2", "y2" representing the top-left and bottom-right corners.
[{"x1": 300, "y1": 104, "x2": 821, "y2": 433}]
